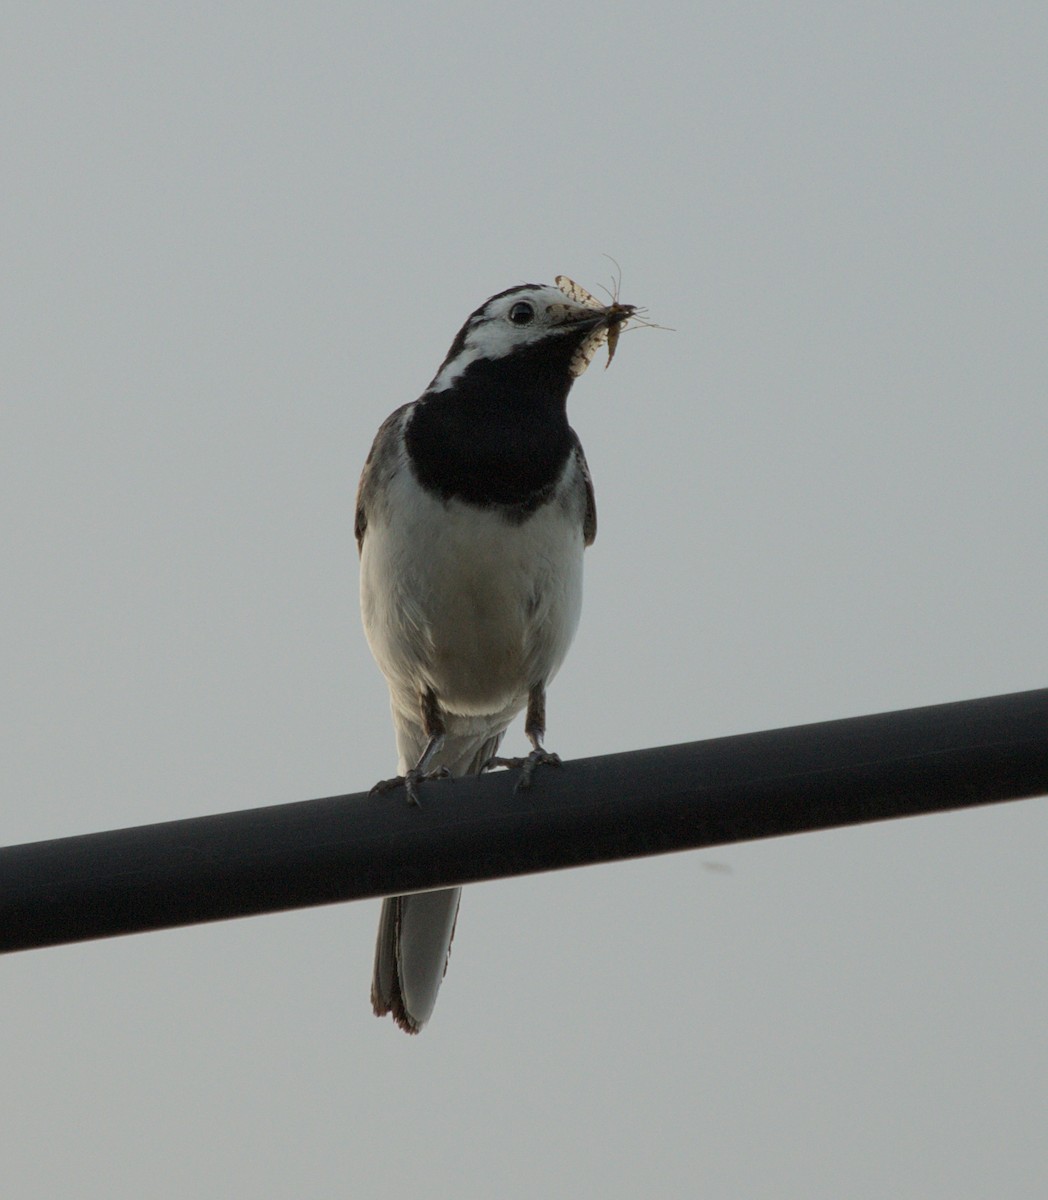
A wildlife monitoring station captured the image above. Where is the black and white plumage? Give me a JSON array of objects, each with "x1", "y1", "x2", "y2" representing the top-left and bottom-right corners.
[{"x1": 356, "y1": 278, "x2": 635, "y2": 1033}]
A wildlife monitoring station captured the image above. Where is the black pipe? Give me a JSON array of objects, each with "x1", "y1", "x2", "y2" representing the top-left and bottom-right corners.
[{"x1": 2, "y1": 688, "x2": 1046, "y2": 953}]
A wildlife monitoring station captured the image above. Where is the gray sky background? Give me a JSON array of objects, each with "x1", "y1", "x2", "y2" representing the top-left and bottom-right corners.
[{"x1": 3, "y1": 5, "x2": 1046, "y2": 1197}]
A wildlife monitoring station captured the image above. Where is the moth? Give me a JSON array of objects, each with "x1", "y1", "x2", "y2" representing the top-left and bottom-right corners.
[{"x1": 554, "y1": 273, "x2": 638, "y2": 376}]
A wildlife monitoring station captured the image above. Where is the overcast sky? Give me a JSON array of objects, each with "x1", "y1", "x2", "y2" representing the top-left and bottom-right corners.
[{"x1": 3, "y1": 5, "x2": 1046, "y2": 1197}]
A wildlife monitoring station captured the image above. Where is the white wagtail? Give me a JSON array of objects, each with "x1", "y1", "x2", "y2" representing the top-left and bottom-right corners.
[{"x1": 356, "y1": 276, "x2": 636, "y2": 1033}]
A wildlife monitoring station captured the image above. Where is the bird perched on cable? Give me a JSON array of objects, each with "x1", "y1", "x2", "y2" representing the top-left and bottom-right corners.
[{"x1": 356, "y1": 275, "x2": 636, "y2": 1033}]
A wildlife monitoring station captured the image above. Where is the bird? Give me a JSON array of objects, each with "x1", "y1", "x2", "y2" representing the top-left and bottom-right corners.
[{"x1": 355, "y1": 275, "x2": 636, "y2": 1033}]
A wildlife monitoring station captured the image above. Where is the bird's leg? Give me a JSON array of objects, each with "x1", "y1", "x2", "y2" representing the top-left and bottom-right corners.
[
  {"x1": 370, "y1": 688, "x2": 451, "y2": 806},
  {"x1": 489, "y1": 684, "x2": 562, "y2": 791}
]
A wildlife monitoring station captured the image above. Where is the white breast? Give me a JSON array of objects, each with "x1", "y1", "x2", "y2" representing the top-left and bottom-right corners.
[{"x1": 360, "y1": 456, "x2": 586, "y2": 725}]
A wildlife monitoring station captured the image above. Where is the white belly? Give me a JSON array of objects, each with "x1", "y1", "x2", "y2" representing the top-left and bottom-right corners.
[{"x1": 360, "y1": 468, "x2": 585, "y2": 722}]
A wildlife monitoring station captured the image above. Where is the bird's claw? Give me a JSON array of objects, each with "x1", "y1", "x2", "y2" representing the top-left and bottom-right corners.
[
  {"x1": 369, "y1": 765, "x2": 451, "y2": 806},
  {"x1": 488, "y1": 748, "x2": 562, "y2": 792}
]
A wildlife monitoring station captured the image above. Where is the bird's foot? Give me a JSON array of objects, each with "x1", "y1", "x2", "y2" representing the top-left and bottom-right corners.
[
  {"x1": 488, "y1": 747, "x2": 562, "y2": 792},
  {"x1": 369, "y1": 766, "x2": 451, "y2": 807}
]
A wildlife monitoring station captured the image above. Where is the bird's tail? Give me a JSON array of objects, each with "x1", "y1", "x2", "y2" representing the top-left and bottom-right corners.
[
  {"x1": 371, "y1": 732, "x2": 503, "y2": 1033},
  {"x1": 371, "y1": 888, "x2": 461, "y2": 1033}
]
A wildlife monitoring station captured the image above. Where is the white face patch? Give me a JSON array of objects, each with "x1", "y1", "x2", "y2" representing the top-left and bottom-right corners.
[{"x1": 428, "y1": 284, "x2": 605, "y2": 393}]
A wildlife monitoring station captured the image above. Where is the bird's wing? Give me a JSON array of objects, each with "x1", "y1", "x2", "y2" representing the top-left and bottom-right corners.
[
  {"x1": 570, "y1": 430, "x2": 597, "y2": 547},
  {"x1": 354, "y1": 403, "x2": 411, "y2": 553}
]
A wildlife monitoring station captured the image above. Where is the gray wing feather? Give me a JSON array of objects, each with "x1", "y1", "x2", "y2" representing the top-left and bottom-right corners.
[
  {"x1": 570, "y1": 431, "x2": 597, "y2": 546},
  {"x1": 355, "y1": 403, "x2": 412, "y2": 553}
]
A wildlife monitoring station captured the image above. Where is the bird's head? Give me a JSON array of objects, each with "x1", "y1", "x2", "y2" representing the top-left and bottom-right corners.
[{"x1": 427, "y1": 282, "x2": 636, "y2": 394}]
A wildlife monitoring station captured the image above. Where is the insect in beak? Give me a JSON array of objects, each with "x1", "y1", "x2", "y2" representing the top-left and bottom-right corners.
[{"x1": 555, "y1": 273, "x2": 638, "y2": 375}]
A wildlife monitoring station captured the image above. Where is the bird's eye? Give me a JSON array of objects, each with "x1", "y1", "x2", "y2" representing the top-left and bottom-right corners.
[{"x1": 508, "y1": 301, "x2": 535, "y2": 326}]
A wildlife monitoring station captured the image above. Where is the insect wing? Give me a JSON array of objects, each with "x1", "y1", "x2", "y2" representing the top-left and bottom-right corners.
[
  {"x1": 555, "y1": 275, "x2": 603, "y2": 310},
  {"x1": 568, "y1": 327, "x2": 608, "y2": 377}
]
